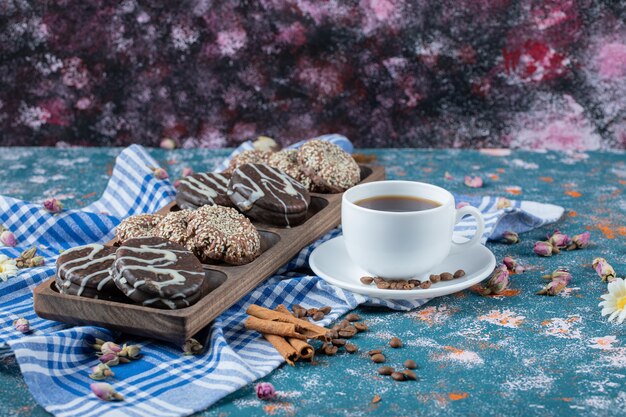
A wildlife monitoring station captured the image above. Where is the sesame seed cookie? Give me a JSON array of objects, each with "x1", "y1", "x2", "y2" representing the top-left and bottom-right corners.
[
  {"x1": 267, "y1": 149, "x2": 313, "y2": 190},
  {"x1": 297, "y1": 140, "x2": 360, "y2": 193},
  {"x1": 153, "y1": 209, "x2": 192, "y2": 247},
  {"x1": 226, "y1": 150, "x2": 272, "y2": 173},
  {"x1": 175, "y1": 172, "x2": 234, "y2": 210},
  {"x1": 186, "y1": 205, "x2": 261, "y2": 265},
  {"x1": 115, "y1": 214, "x2": 162, "y2": 243}
]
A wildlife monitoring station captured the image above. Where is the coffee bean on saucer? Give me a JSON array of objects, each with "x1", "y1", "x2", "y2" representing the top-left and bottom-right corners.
[
  {"x1": 345, "y1": 343, "x2": 358, "y2": 353},
  {"x1": 377, "y1": 366, "x2": 394, "y2": 375},
  {"x1": 420, "y1": 281, "x2": 432, "y2": 289},
  {"x1": 346, "y1": 313, "x2": 360, "y2": 322},
  {"x1": 402, "y1": 370, "x2": 417, "y2": 380},
  {"x1": 391, "y1": 372, "x2": 405, "y2": 381},
  {"x1": 373, "y1": 277, "x2": 384, "y2": 284},
  {"x1": 360, "y1": 276, "x2": 374, "y2": 285},
  {"x1": 429, "y1": 274, "x2": 441, "y2": 283},
  {"x1": 389, "y1": 337, "x2": 403, "y2": 348},
  {"x1": 454, "y1": 269, "x2": 466, "y2": 279},
  {"x1": 354, "y1": 322, "x2": 368, "y2": 332},
  {"x1": 409, "y1": 279, "x2": 421, "y2": 286},
  {"x1": 377, "y1": 281, "x2": 391, "y2": 289},
  {"x1": 368, "y1": 349, "x2": 382, "y2": 356},
  {"x1": 404, "y1": 359, "x2": 418, "y2": 369},
  {"x1": 320, "y1": 306, "x2": 332, "y2": 314},
  {"x1": 331, "y1": 338, "x2": 346, "y2": 347},
  {"x1": 312, "y1": 311, "x2": 325, "y2": 321},
  {"x1": 440, "y1": 272, "x2": 453, "y2": 281},
  {"x1": 405, "y1": 284, "x2": 415, "y2": 290},
  {"x1": 371, "y1": 353, "x2": 386, "y2": 363}
]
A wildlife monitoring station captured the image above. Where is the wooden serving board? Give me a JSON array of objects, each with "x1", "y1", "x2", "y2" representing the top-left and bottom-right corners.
[{"x1": 33, "y1": 165, "x2": 385, "y2": 344}]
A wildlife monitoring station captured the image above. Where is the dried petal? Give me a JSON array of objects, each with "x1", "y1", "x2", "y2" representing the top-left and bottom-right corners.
[
  {"x1": 533, "y1": 241, "x2": 555, "y2": 257},
  {"x1": 182, "y1": 338, "x2": 203, "y2": 355},
  {"x1": 592, "y1": 258, "x2": 616, "y2": 283},
  {"x1": 43, "y1": 198, "x2": 64, "y2": 214},
  {"x1": 13, "y1": 318, "x2": 30, "y2": 333},
  {"x1": 160, "y1": 138, "x2": 176, "y2": 150},
  {"x1": 482, "y1": 265, "x2": 509, "y2": 295},
  {"x1": 501, "y1": 231, "x2": 519, "y2": 244},
  {"x1": 0, "y1": 230, "x2": 17, "y2": 247},
  {"x1": 255, "y1": 382, "x2": 276, "y2": 400},
  {"x1": 464, "y1": 176, "x2": 483, "y2": 188},
  {"x1": 548, "y1": 230, "x2": 570, "y2": 248},
  {"x1": 90, "y1": 382, "x2": 124, "y2": 401},
  {"x1": 537, "y1": 278, "x2": 569, "y2": 296}
]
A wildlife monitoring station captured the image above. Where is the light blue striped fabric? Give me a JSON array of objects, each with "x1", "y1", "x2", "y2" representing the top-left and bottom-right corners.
[{"x1": 0, "y1": 137, "x2": 563, "y2": 417}]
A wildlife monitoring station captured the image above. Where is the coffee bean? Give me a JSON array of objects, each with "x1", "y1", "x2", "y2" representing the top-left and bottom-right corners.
[
  {"x1": 377, "y1": 366, "x2": 394, "y2": 375},
  {"x1": 391, "y1": 372, "x2": 405, "y2": 381},
  {"x1": 360, "y1": 276, "x2": 374, "y2": 285},
  {"x1": 328, "y1": 329, "x2": 339, "y2": 339},
  {"x1": 373, "y1": 277, "x2": 384, "y2": 284},
  {"x1": 440, "y1": 272, "x2": 453, "y2": 281},
  {"x1": 345, "y1": 343, "x2": 358, "y2": 353},
  {"x1": 320, "y1": 306, "x2": 332, "y2": 314},
  {"x1": 354, "y1": 322, "x2": 368, "y2": 332},
  {"x1": 389, "y1": 337, "x2": 403, "y2": 348},
  {"x1": 324, "y1": 345, "x2": 338, "y2": 356},
  {"x1": 429, "y1": 274, "x2": 441, "y2": 283},
  {"x1": 402, "y1": 370, "x2": 417, "y2": 380},
  {"x1": 377, "y1": 281, "x2": 390, "y2": 289},
  {"x1": 419, "y1": 281, "x2": 432, "y2": 289},
  {"x1": 389, "y1": 282, "x2": 398, "y2": 289},
  {"x1": 293, "y1": 308, "x2": 307, "y2": 318},
  {"x1": 404, "y1": 359, "x2": 418, "y2": 369},
  {"x1": 371, "y1": 353, "x2": 385, "y2": 363},
  {"x1": 317, "y1": 342, "x2": 328, "y2": 353},
  {"x1": 405, "y1": 284, "x2": 415, "y2": 290},
  {"x1": 307, "y1": 308, "x2": 318, "y2": 317},
  {"x1": 368, "y1": 349, "x2": 382, "y2": 356},
  {"x1": 292, "y1": 303, "x2": 303, "y2": 311},
  {"x1": 409, "y1": 279, "x2": 421, "y2": 285},
  {"x1": 345, "y1": 313, "x2": 360, "y2": 322},
  {"x1": 454, "y1": 269, "x2": 466, "y2": 279},
  {"x1": 312, "y1": 311, "x2": 325, "y2": 321},
  {"x1": 331, "y1": 338, "x2": 346, "y2": 347},
  {"x1": 339, "y1": 320, "x2": 351, "y2": 328},
  {"x1": 338, "y1": 327, "x2": 357, "y2": 338}
]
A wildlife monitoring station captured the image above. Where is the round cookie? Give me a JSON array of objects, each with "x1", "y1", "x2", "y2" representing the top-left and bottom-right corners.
[
  {"x1": 56, "y1": 244, "x2": 119, "y2": 295},
  {"x1": 186, "y1": 205, "x2": 261, "y2": 265},
  {"x1": 116, "y1": 214, "x2": 162, "y2": 243},
  {"x1": 226, "y1": 150, "x2": 271, "y2": 173},
  {"x1": 113, "y1": 237, "x2": 205, "y2": 300},
  {"x1": 228, "y1": 163, "x2": 311, "y2": 227},
  {"x1": 175, "y1": 172, "x2": 233, "y2": 210},
  {"x1": 153, "y1": 209, "x2": 192, "y2": 247},
  {"x1": 297, "y1": 140, "x2": 360, "y2": 193},
  {"x1": 267, "y1": 149, "x2": 313, "y2": 190},
  {"x1": 55, "y1": 275, "x2": 125, "y2": 301}
]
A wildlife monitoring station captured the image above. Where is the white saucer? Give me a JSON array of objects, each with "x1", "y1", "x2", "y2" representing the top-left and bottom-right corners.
[{"x1": 309, "y1": 236, "x2": 496, "y2": 300}]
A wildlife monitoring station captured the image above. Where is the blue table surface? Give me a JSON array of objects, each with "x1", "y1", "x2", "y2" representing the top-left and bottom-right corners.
[{"x1": 1, "y1": 147, "x2": 625, "y2": 417}]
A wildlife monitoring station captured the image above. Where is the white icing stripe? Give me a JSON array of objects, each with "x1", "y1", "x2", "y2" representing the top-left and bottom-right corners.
[
  {"x1": 59, "y1": 244, "x2": 115, "y2": 295},
  {"x1": 181, "y1": 173, "x2": 229, "y2": 203}
]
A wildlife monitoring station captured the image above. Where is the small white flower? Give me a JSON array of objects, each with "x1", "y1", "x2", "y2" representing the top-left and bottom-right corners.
[
  {"x1": 599, "y1": 278, "x2": 626, "y2": 324},
  {"x1": 0, "y1": 255, "x2": 18, "y2": 282}
]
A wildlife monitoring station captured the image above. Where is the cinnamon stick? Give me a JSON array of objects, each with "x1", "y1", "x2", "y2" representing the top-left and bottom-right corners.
[
  {"x1": 274, "y1": 305, "x2": 315, "y2": 360},
  {"x1": 247, "y1": 304, "x2": 330, "y2": 340},
  {"x1": 263, "y1": 334, "x2": 299, "y2": 366},
  {"x1": 244, "y1": 316, "x2": 307, "y2": 340}
]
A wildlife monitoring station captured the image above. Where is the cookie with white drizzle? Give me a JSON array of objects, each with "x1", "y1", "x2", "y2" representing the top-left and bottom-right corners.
[
  {"x1": 175, "y1": 172, "x2": 234, "y2": 210},
  {"x1": 55, "y1": 275, "x2": 125, "y2": 301},
  {"x1": 113, "y1": 237, "x2": 205, "y2": 301},
  {"x1": 186, "y1": 205, "x2": 261, "y2": 265},
  {"x1": 267, "y1": 149, "x2": 313, "y2": 191},
  {"x1": 297, "y1": 140, "x2": 360, "y2": 193},
  {"x1": 115, "y1": 214, "x2": 162, "y2": 243},
  {"x1": 228, "y1": 163, "x2": 311, "y2": 227},
  {"x1": 153, "y1": 209, "x2": 192, "y2": 247},
  {"x1": 56, "y1": 244, "x2": 121, "y2": 297}
]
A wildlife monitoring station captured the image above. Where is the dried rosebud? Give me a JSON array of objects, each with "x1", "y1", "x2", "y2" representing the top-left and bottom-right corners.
[
  {"x1": 534, "y1": 241, "x2": 556, "y2": 257},
  {"x1": 182, "y1": 338, "x2": 203, "y2": 355},
  {"x1": 13, "y1": 318, "x2": 30, "y2": 333},
  {"x1": 542, "y1": 267, "x2": 572, "y2": 286},
  {"x1": 181, "y1": 167, "x2": 194, "y2": 177},
  {"x1": 89, "y1": 364, "x2": 115, "y2": 380},
  {"x1": 99, "y1": 353, "x2": 120, "y2": 366},
  {"x1": 90, "y1": 382, "x2": 124, "y2": 401},
  {"x1": 253, "y1": 136, "x2": 281, "y2": 152},
  {"x1": 43, "y1": 198, "x2": 64, "y2": 214},
  {"x1": 160, "y1": 138, "x2": 176, "y2": 150},
  {"x1": 548, "y1": 230, "x2": 570, "y2": 248},
  {"x1": 496, "y1": 197, "x2": 512, "y2": 209},
  {"x1": 91, "y1": 338, "x2": 107, "y2": 351},
  {"x1": 26, "y1": 256, "x2": 45, "y2": 268},
  {"x1": 502, "y1": 256, "x2": 517, "y2": 271},
  {"x1": 20, "y1": 247, "x2": 37, "y2": 260},
  {"x1": 482, "y1": 265, "x2": 509, "y2": 295},
  {"x1": 501, "y1": 231, "x2": 519, "y2": 244},
  {"x1": 444, "y1": 171, "x2": 453, "y2": 180},
  {"x1": 119, "y1": 344, "x2": 141, "y2": 359},
  {"x1": 567, "y1": 232, "x2": 590, "y2": 250},
  {"x1": 592, "y1": 258, "x2": 616, "y2": 283},
  {"x1": 464, "y1": 175, "x2": 483, "y2": 188},
  {"x1": 537, "y1": 278, "x2": 569, "y2": 296},
  {"x1": 456, "y1": 201, "x2": 470, "y2": 209},
  {"x1": 100, "y1": 341, "x2": 122, "y2": 355},
  {"x1": 0, "y1": 230, "x2": 16, "y2": 247},
  {"x1": 152, "y1": 167, "x2": 169, "y2": 180},
  {"x1": 255, "y1": 382, "x2": 276, "y2": 400},
  {"x1": 0, "y1": 225, "x2": 5, "y2": 233}
]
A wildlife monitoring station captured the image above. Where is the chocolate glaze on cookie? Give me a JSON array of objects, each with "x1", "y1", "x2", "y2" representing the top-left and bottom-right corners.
[
  {"x1": 113, "y1": 237, "x2": 204, "y2": 300},
  {"x1": 56, "y1": 244, "x2": 119, "y2": 296},
  {"x1": 175, "y1": 172, "x2": 233, "y2": 210},
  {"x1": 228, "y1": 163, "x2": 310, "y2": 227}
]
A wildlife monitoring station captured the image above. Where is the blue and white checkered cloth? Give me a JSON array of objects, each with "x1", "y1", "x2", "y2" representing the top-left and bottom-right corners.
[{"x1": 0, "y1": 135, "x2": 563, "y2": 417}]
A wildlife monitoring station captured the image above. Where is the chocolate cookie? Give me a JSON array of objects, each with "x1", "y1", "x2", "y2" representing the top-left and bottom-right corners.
[
  {"x1": 55, "y1": 275, "x2": 125, "y2": 301},
  {"x1": 186, "y1": 205, "x2": 261, "y2": 265},
  {"x1": 113, "y1": 237, "x2": 205, "y2": 301},
  {"x1": 153, "y1": 209, "x2": 192, "y2": 247},
  {"x1": 297, "y1": 140, "x2": 360, "y2": 193},
  {"x1": 115, "y1": 214, "x2": 162, "y2": 243},
  {"x1": 175, "y1": 172, "x2": 233, "y2": 210},
  {"x1": 56, "y1": 244, "x2": 120, "y2": 296},
  {"x1": 226, "y1": 150, "x2": 271, "y2": 173},
  {"x1": 228, "y1": 163, "x2": 311, "y2": 227},
  {"x1": 267, "y1": 150, "x2": 313, "y2": 190}
]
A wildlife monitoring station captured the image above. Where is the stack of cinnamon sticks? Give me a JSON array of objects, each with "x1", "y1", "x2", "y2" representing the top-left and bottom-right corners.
[{"x1": 244, "y1": 304, "x2": 331, "y2": 365}]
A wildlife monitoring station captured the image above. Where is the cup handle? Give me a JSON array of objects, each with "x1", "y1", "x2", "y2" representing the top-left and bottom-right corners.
[{"x1": 450, "y1": 205, "x2": 485, "y2": 254}]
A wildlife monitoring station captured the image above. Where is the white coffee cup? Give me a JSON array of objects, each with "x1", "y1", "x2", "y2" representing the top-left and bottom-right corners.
[{"x1": 341, "y1": 180, "x2": 485, "y2": 279}]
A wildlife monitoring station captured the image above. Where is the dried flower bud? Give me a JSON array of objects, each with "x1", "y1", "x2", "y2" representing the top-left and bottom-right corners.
[
  {"x1": 89, "y1": 364, "x2": 115, "y2": 380},
  {"x1": 255, "y1": 382, "x2": 276, "y2": 400},
  {"x1": 120, "y1": 344, "x2": 141, "y2": 359},
  {"x1": 533, "y1": 241, "x2": 556, "y2": 257},
  {"x1": 26, "y1": 256, "x2": 45, "y2": 268},
  {"x1": 0, "y1": 225, "x2": 5, "y2": 233},
  {"x1": 90, "y1": 382, "x2": 124, "y2": 401},
  {"x1": 542, "y1": 267, "x2": 572, "y2": 285},
  {"x1": 496, "y1": 197, "x2": 512, "y2": 209},
  {"x1": 20, "y1": 247, "x2": 37, "y2": 260},
  {"x1": 100, "y1": 341, "x2": 122, "y2": 355},
  {"x1": 253, "y1": 136, "x2": 281, "y2": 152},
  {"x1": 464, "y1": 175, "x2": 483, "y2": 188},
  {"x1": 43, "y1": 198, "x2": 64, "y2": 213},
  {"x1": 160, "y1": 138, "x2": 176, "y2": 150},
  {"x1": 0, "y1": 230, "x2": 17, "y2": 247},
  {"x1": 537, "y1": 278, "x2": 569, "y2": 296},
  {"x1": 91, "y1": 338, "x2": 107, "y2": 351},
  {"x1": 456, "y1": 202, "x2": 470, "y2": 209},
  {"x1": 548, "y1": 230, "x2": 570, "y2": 248},
  {"x1": 482, "y1": 265, "x2": 509, "y2": 295},
  {"x1": 181, "y1": 167, "x2": 194, "y2": 177},
  {"x1": 13, "y1": 318, "x2": 30, "y2": 333},
  {"x1": 502, "y1": 256, "x2": 517, "y2": 271},
  {"x1": 592, "y1": 258, "x2": 616, "y2": 283},
  {"x1": 501, "y1": 231, "x2": 519, "y2": 244},
  {"x1": 99, "y1": 353, "x2": 120, "y2": 366},
  {"x1": 182, "y1": 338, "x2": 203, "y2": 355},
  {"x1": 444, "y1": 171, "x2": 453, "y2": 180},
  {"x1": 152, "y1": 167, "x2": 169, "y2": 180},
  {"x1": 567, "y1": 232, "x2": 590, "y2": 250}
]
